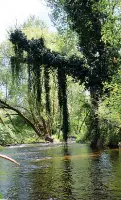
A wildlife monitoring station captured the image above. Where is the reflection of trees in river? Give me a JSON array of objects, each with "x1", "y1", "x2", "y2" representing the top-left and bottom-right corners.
[
  {"x1": 16, "y1": 145, "x2": 74, "y2": 200},
  {"x1": 26, "y1": 145, "x2": 75, "y2": 199},
  {"x1": 0, "y1": 149, "x2": 21, "y2": 200},
  {"x1": 108, "y1": 149, "x2": 121, "y2": 199},
  {"x1": 0, "y1": 146, "x2": 59, "y2": 200},
  {"x1": 60, "y1": 144, "x2": 76, "y2": 200},
  {"x1": 25, "y1": 150, "x2": 62, "y2": 200},
  {"x1": 89, "y1": 150, "x2": 113, "y2": 200},
  {"x1": 27, "y1": 160, "x2": 55, "y2": 200},
  {"x1": 2, "y1": 145, "x2": 121, "y2": 200}
]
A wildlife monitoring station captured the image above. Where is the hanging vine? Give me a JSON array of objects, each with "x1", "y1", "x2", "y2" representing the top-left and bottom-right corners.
[
  {"x1": 44, "y1": 64, "x2": 51, "y2": 114},
  {"x1": 9, "y1": 29, "x2": 87, "y2": 141},
  {"x1": 57, "y1": 65, "x2": 69, "y2": 141},
  {"x1": 57, "y1": 66, "x2": 69, "y2": 141}
]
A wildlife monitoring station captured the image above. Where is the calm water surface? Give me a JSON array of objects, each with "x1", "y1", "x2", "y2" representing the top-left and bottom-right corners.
[{"x1": 0, "y1": 143, "x2": 121, "y2": 200}]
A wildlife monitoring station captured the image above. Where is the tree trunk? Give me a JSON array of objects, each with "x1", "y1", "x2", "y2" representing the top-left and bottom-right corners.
[
  {"x1": 0, "y1": 99, "x2": 53, "y2": 142},
  {"x1": 90, "y1": 87, "x2": 101, "y2": 148}
]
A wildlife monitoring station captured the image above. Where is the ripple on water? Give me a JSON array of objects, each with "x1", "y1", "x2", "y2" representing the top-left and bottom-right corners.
[{"x1": 0, "y1": 143, "x2": 121, "y2": 200}]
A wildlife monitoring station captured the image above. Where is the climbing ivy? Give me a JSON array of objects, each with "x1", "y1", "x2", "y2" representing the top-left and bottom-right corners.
[
  {"x1": 9, "y1": 29, "x2": 87, "y2": 141},
  {"x1": 9, "y1": 0, "x2": 120, "y2": 148}
]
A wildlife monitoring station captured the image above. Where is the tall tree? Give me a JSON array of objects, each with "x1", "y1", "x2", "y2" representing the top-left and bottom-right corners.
[
  {"x1": 46, "y1": 0, "x2": 121, "y2": 147},
  {"x1": 9, "y1": 1, "x2": 121, "y2": 147}
]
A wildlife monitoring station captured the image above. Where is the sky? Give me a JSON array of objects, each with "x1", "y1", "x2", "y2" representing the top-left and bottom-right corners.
[{"x1": 0, "y1": 0, "x2": 56, "y2": 42}]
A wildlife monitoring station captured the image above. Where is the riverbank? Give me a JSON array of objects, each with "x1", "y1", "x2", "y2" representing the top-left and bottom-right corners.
[{"x1": 0, "y1": 135, "x2": 77, "y2": 147}]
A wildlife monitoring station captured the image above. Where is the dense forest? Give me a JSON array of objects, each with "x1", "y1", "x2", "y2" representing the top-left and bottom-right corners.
[{"x1": 0, "y1": 0, "x2": 121, "y2": 148}]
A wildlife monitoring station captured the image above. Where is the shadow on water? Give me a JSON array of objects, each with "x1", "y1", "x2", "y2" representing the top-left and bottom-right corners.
[
  {"x1": 60, "y1": 144, "x2": 75, "y2": 200},
  {"x1": 1, "y1": 144, "x2": 121, "y2": 199}
]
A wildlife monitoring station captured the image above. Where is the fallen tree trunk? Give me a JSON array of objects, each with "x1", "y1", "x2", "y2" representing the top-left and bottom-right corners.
[{"x1": 0, "y1": 154, "x2": 20, "y2": 165}]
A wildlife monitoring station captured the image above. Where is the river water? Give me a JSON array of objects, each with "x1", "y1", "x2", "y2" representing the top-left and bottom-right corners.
[{"x1": 0, "y1": 143, "x2": 121, "y2": 200}]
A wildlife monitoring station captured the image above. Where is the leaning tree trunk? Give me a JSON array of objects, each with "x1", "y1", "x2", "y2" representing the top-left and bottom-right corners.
[
  {"x1": 90, "y1": 87, "x2": 101, "y2": 148},
  {"x1": 0, "y1": 99, "x2": 53, "y2": 142}
]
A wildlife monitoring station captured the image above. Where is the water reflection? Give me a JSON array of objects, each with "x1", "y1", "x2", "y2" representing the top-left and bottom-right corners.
[
  {"x1": 89, "y1": 150, "x2": 112, "y2": 200},
  {"x1": 60, "y1": 145, "x2": 75, "y2": 200},
  {"x1": 1, "y1": 144, "x2": 121, "y2": 199},
  {"x1": 107, "y1": 149, "x2": 121, "y2": 199}
]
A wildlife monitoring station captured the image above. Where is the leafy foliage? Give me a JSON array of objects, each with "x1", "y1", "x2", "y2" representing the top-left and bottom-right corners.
[
  {"x1": 9, "y1": 29, "x2": 87, "y2": 141},
  {"x1": 45, "y1": 0, "x2": 121, "y2": 147}
]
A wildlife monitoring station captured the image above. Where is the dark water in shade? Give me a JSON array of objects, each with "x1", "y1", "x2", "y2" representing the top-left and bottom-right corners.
[{"x1": 0, "y1": 143, "x2": 121, "y2": 200}]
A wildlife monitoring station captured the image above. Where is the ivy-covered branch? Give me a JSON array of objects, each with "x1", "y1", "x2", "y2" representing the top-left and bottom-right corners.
[{"x1": 9, "y1": 29, "x2": 87, "y2": 82}]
